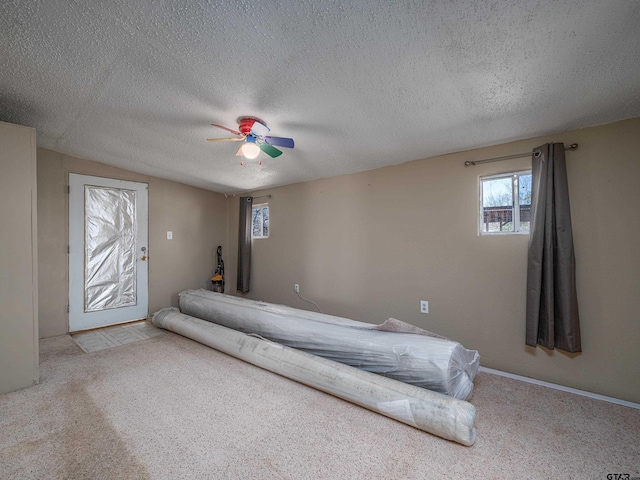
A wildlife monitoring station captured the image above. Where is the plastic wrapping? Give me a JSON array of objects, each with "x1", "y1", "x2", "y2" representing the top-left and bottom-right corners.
[
  {"x1": 152, "y1": 308, "x2": 477, "y2": 446},
  {"x1": 179, "y1": 290, "x2": 480, "y2": 400},
  {"x1": 84, "y1": 185, "x2": 137, "y2": 312}
]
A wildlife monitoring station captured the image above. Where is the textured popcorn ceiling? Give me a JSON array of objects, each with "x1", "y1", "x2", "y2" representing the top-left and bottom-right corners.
[{"x1": 2, "y1": 1, "x2": 639, "y2": 194}]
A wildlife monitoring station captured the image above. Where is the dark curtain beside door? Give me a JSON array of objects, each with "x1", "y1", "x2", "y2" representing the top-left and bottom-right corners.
[
  {"x1": 237, "y1": 196, "x2": 253, "y2": 293},
  {"x1": 526, "y1": 143, "x2": 581, "y2": 353}
]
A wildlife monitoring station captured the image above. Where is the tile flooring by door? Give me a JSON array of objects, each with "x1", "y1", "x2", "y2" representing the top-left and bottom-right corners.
[{"x1": 72, "y1": 320, "x2": 165, "y2": 353}]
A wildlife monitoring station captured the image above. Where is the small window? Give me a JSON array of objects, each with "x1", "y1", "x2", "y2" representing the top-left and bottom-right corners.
[
  {"x1": 479, "y1": 171, "x2": 531, "y2": 234},
  {"x1": 252, "y1": 204, "x2": 269, "y2": 238}
]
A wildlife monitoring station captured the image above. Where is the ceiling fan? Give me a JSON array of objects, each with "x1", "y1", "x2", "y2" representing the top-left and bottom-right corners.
[{"x1": 207, "y1": 117, "x2": 294, "y2": 165}]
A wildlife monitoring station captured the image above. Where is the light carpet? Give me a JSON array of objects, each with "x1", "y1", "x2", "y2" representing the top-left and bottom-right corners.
[{"x1": 1, "y1": 330, "x2": 638, "y2": 479}]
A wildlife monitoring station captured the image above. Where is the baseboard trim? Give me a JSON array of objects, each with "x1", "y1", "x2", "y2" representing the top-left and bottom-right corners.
[{"x1": 479, "y1": 367, "x2": 640, "y2": 410}]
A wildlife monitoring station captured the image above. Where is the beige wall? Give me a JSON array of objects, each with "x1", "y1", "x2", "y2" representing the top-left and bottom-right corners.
[
  {"x1": 37, "y1": 149, "x2": 228, "y2": 338},
  {"x1": 33, "y1": 119, "x2": 640, "y2": 402},
  {"x1": 227, "y1": 118, "x2": 640, "y2": 404},
  {"x1": 0, "y1": 122, "x2": 39, "y2": 394}
]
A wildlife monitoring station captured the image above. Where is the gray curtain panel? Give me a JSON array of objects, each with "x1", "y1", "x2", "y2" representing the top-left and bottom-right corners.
[
  {"x1": 526, "y1": 143, "x2": 581, "y2": 353},
  {"x1": 237, "y1": 196, "x2": 253, "y2": 293}
]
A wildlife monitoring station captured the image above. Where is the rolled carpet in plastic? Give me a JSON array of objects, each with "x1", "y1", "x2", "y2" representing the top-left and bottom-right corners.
[
  {"x1": 178, "y1": 289, "x2": 480, "y2": 400},
  {"x1": 152, "y1": 308, "x2": 477, "y2": 446}
]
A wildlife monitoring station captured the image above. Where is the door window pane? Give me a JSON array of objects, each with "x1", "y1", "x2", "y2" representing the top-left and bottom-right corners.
[{"x1": 84, "y1": 186, "x2": 137, "y2": 311}]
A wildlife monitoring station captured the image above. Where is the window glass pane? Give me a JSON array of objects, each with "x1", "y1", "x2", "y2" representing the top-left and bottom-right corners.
[
  {"x1": 251, "y1": 205, "x2": 269, "y2": 238},
  {"x1": 480, "y1": 171, "x2": 532, "y2": 235},
  {"x1": 482, "y1": 177, "x2": 514, "y2": 233},
  {"x1": 518, "y1": 174, "x2": 532, "y2": 205},
  {"x1": 518, "y1": 174, "x2": 532, "y2": 231},
  {"x1": 483, "y1": 177, "x2": 513, "y2": 206},
  {"x1": 262, "y1": 207, "x2": 269, "y2": 237},
  {"x1": 252, "y1": 208, "x2": 261, "y2": 237}
]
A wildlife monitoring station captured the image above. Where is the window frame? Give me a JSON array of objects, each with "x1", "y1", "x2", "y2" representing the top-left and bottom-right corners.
[
  {"x1": 478, "y1": 170, "x2": 531, "y2": 236},
  {"x1": 251, "y1": 203, "x2": 269, "y2": 239}
]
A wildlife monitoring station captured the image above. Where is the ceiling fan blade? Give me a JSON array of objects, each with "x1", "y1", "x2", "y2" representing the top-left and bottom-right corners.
[
  {"x1": 235, "y1": 146, "x2": 244, "y2": 156},
  {"x1": 264, "y1": 136, "x2": 294, "y2": 148},
  {"x1": 206, "y1": 137, "x2": 244, "y2": 142},
  {"x1": 259, "y1": 142, "x2": 282, "y2": 158},
  {"x1": 250, "y1": 120, "x2": 270, "y2": 137},
  {"x1": 211, "y1": 123, "x2": 243, "y2": 136}
]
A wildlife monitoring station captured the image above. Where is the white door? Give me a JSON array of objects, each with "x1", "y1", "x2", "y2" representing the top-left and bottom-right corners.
[{"x1": 69, "y1": 174, "x2": 149, "y2": 332}]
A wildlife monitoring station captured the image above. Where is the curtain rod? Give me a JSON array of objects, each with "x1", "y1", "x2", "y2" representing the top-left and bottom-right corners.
[
  {"x1": 250, "y1": 194, "x2": 271, "y2": 201},
  {"x1": 464, "y1": 143, "x2": 578, "y2": 167}
]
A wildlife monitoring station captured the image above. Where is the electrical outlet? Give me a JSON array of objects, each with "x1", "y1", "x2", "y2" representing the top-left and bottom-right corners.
[
  {"x1": 166, "y1": 231, "x2": 173, "y2": 240},
  {"x1": 420, "y1": 300, "x2": 429, "y2": 314},
  {"x1": 294, "y1": 284, "x2": 300, "y2": 293}
]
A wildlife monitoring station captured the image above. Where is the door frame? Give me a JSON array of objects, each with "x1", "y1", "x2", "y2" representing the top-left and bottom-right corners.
[{"x1": 68, "y1": 173, "x2": 149, "y2": 332}]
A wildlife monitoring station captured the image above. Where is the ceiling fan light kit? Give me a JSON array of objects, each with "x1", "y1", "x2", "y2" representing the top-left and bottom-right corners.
[
  {"x1": 240, "y1": 142, "x2": 260, "y2": 160},
  {"x1": 207, "y1": 117, "x2": 295, "y2": 164}
]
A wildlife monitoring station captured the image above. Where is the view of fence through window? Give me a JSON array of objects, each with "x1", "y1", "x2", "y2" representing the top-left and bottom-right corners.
[
  {"x1": 480, "y1": 171, "x2": 531, "y2": 234},
  {"x1": 252, "y1": 204, "x2": 269, "y2": 238}
]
